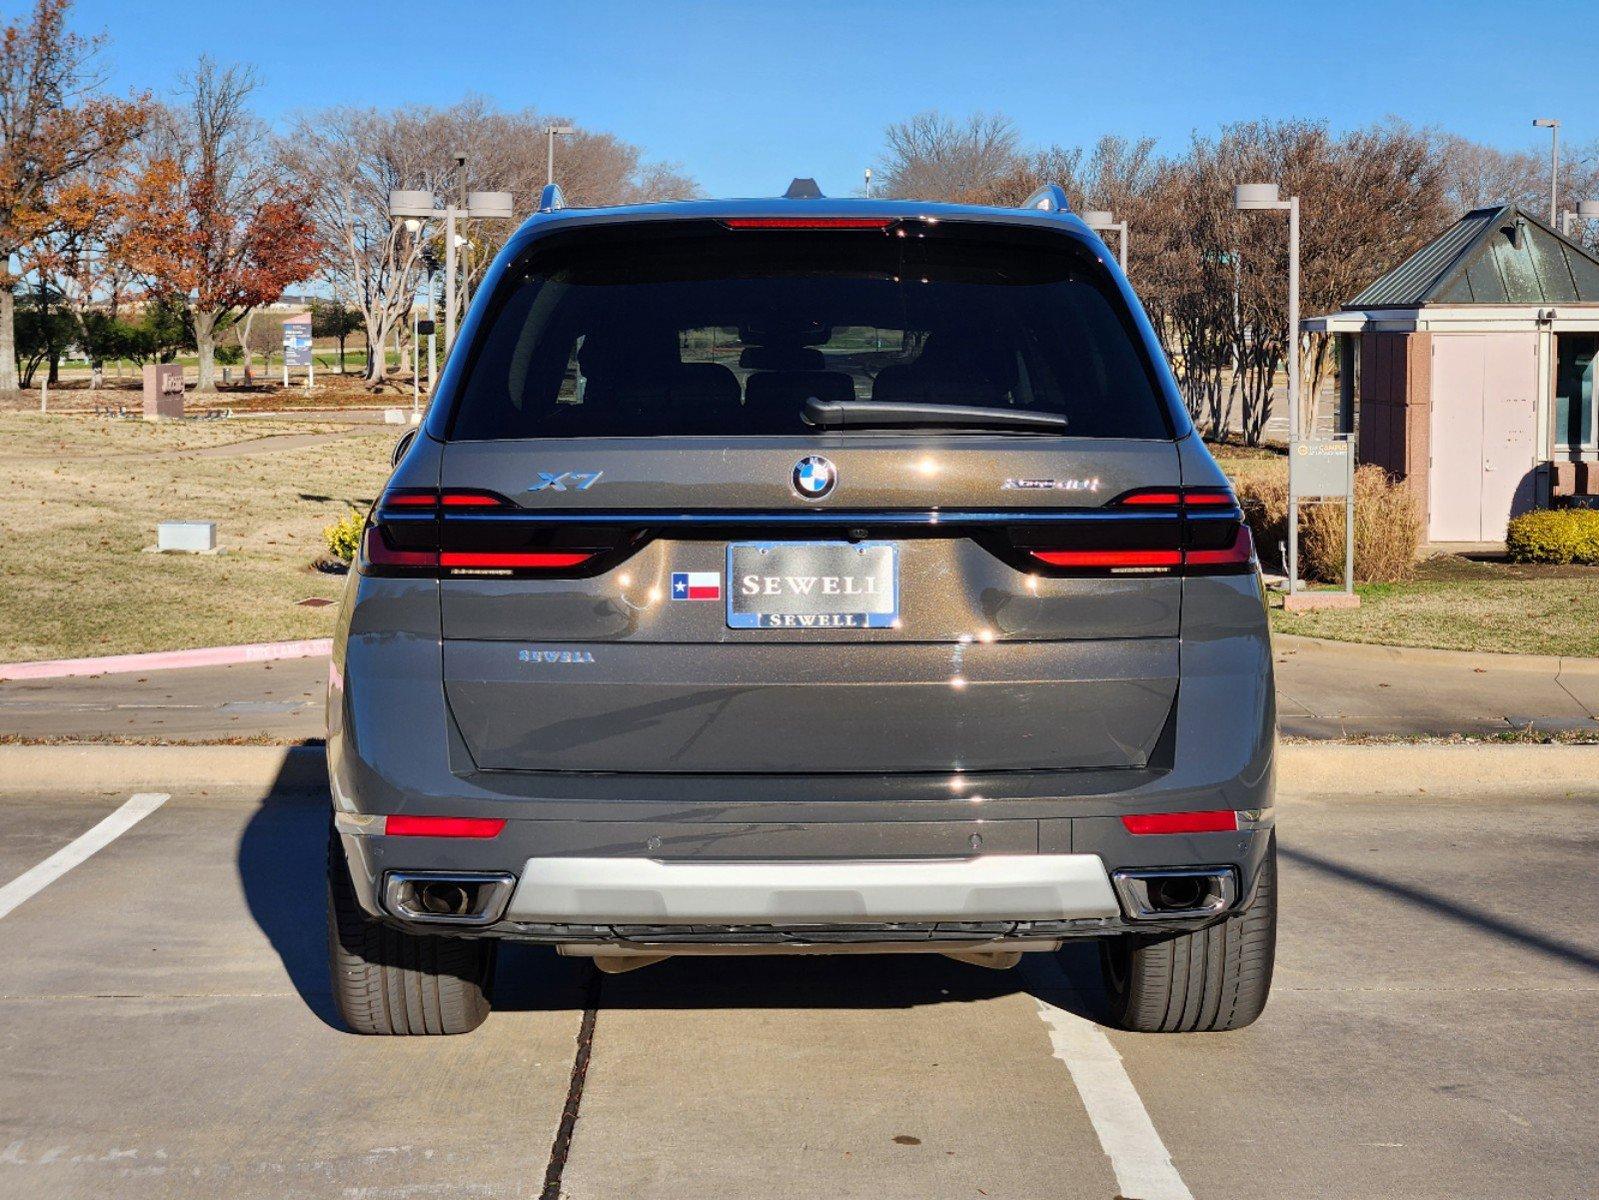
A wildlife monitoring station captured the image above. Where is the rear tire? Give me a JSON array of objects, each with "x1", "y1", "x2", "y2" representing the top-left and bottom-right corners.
[
  {"x1": 1097, "y1": 833, "x2": 1277, "y2": 1033},
  {"x1": 325, "y1": 830, "x2": 496, "y2": 1035}
]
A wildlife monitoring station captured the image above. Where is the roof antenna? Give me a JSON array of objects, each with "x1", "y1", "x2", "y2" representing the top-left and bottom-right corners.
[{"x1": 784, "y1": 177, "x2": 823, "y2": 200}]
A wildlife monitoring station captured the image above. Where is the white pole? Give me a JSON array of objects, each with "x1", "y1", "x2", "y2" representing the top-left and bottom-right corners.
[
  {"x1": 1550, "y1": 124, "x2": 1559, "y2": 227},
  {"x1": 1118, "y1": 222, "x2": 1128, "y2": 273},
  {"x1": 427, "y1": 269, "x2": 437, "y2": 391},
  {"x1": 412, "y1": 305, "x2": 420, "y2": 421},
  {"x1": 444, "y1": 206, "x2": 457, "y2": 355},
  {"x1": 1287, "y1": 194, "x2": 1301, "y2": 595}
]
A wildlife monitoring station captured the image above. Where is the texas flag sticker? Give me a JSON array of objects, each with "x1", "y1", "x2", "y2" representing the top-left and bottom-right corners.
[{"x1": 670, "y1": 571, "x2": 721, "y2": 601}]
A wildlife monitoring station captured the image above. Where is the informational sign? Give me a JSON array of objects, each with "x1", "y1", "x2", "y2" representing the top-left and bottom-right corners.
[
  {"x1": 282, "y1": 313, "x2": 313, "y2": 368},
  {"x1": 1291, "y1": 438, "x2": 1352, "y2": 498}
]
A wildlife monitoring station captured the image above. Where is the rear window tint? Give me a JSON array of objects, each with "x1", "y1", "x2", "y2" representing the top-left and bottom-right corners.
[{"x1": 447, "y1": 221, "x2": 1173, "y2": 440}]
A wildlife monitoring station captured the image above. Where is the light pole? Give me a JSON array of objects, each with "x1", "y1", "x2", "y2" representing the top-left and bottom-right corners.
[
  {"x1": 1082, "y1": 209, "x2": 1128, "y2": 272},
  {"x1": 388, "y1": 188, "x2": 513, "y2": 358},
  {"x1": 545, "y1": 125, "x2": 575, "y2": 186},
  {"x1": 1534, "y1": 118, "x2": 1560, "y2": 227},
  {"x1": 421, "y1": 246, "x2": 439, "y2": 390},
  {"x1": 1236, "y1": 182, "x2": 1303, "y2": 593},
  {"x1": 1560, "y1": 198, "x2": 1599, "y2": 238},
  {"x1": 864, "y1": 167, "x2": 873, "y2": 198}
]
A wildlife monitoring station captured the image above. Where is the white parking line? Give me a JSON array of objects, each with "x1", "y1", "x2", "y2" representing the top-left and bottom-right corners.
[
  {"x1": 1035, "y1": 997, "x2": 1195, "y2": 1200},
  {"x1": 0, "y1": 793, "x2": 169, "y2": 921}
]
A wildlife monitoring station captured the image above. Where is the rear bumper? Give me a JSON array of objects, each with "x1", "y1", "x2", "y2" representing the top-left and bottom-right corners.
[
  {"x1": 334, "y1": 811, "x2": 1269, "y2": 946},
  {"x1": 504, "y1": 853, "x2": 1120, "y2": 925}
]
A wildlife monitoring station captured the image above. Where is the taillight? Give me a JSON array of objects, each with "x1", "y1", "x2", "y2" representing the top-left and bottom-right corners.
[
  {"x1": 437, "y1": 550, "x2": 594, "y2": 569},
  {"x1": 1185, "y1": 525, "x2": 1255, "y2": 568},
  {"x1": 385, "y1": 814, "x2": 507, "y2": 838},
  {"x1": 721, "y1": 217, "x2": 894, "y2": 229},
  {"x1": 1015, "y1": 486, "x2": 1253, "y2": 577},
  {"x1": 360, "y1": 489, "x2": 617, "y2": 578},
  {"x1": 1121, "y1": 810, "x2": 1239, "y2": 835},
  {"x1": 1029, "y1": 549, "x2": 1182, "y2": 569},
  {"x1": 1111, "y1": 486, "x2": 1238, "y2": 508}
]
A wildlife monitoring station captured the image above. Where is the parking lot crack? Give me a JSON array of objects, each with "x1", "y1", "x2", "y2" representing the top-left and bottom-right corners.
[{"x1": 539, "y1": 965, "x2": 602, "y2": 1200}]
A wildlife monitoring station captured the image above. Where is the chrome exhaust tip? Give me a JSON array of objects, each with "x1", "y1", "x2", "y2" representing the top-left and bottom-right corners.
[
  {"x1": 1111, "y1": 867, "x2": 1237, "y2": 921},
  {"x1": 382, "y1": 871, "x2": 516, "y2": 926}
]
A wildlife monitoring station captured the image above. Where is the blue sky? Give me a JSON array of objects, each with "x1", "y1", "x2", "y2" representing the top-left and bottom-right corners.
[{"x1": 75, "y1": 0, "x2": 1595, "y2": 199}]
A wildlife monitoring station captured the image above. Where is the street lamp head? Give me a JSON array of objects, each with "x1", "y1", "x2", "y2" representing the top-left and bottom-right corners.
[
  {"x1": 388, "y1": 189, "x2": 437, "y2": 220},
  {"x1": 1081, "y1": 209, "x2": 1115, "y2": 230},
  {"x1": 1534, "y1": 118, "x2": 1560, "y2": 129},
  {"x1": 547, "y1": 124, "x2": 576, "y2": 137},
  {"x1": 466, "y1": 191, "x2": 514, "y2": 220},
  {"x1": 403, "y1": 218, "x2": 422, "y2": 234},
  {"x1": 1234, "y1": 182, "x2": 1281, "y2": 210}
]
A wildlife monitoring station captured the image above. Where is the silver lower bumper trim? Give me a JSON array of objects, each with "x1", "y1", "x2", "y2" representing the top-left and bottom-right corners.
[{"x1": 505, "y1": 854, "x2": 1121, "y2": 925}]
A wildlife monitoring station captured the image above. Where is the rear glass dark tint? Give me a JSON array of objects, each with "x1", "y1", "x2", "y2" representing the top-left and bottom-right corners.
[{"x1": 447, "y1": 221, "x2": 1173, "y2": 440}]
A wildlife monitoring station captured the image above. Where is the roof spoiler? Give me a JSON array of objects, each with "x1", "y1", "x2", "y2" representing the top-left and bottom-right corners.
[{"x1": 1022, "y1": 184, "x2": 1071, "y2": 214}]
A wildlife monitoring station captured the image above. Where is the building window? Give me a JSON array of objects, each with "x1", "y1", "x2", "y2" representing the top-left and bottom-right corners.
[{"x1": 1555, "y1": 334, "x2": 1597, "y2": 454}]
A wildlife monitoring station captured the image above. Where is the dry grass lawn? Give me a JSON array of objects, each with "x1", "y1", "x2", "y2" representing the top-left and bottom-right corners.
[
  {"x1": 2, "y1": 422, "x2": 1595, "y2": 661},
  {"x1": 0, "y1": 413, "x2": 395, "y2": 662}
]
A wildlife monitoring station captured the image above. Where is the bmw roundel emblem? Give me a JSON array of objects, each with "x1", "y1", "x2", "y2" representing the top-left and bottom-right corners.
[{"x1": 792, "y1": 455, "x2": 836, "y2": 500}]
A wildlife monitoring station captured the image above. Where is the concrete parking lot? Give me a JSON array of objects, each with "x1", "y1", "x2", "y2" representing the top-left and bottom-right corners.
[{"x1": 0, "y1": 764, "x2": 1594, "y2": 1200}]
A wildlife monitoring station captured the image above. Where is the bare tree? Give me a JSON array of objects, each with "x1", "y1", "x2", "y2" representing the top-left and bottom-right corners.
[
  {"x1": 289, "y1": 99, "x2": 699, "y2": 386},
  {"x1": 875, "y1": 111, "x2": 1023, "y2": 202},
  {"x1": 1432, "y1": 133, "x2": 1544, "y2": 213}
]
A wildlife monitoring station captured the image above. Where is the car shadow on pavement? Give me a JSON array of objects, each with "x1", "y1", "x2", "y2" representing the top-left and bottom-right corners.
[{"x1": 237, "y1": 787, "x2": 344, "y2": 1030}]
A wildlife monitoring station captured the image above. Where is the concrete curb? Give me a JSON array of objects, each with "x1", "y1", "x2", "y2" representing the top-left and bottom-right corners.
[
  {"x1": 1273, "y1": 632, "x2": 1599, "y2": 679},
  {"x1": 0, "y1": 639, "x2": 333, "y2": 682},
  {"x1": 0, "y1": 743, "x2": 1593, "y2": 799},
  {"x1": 0, "y1": 744, "x2": 330, "y2": 791}
]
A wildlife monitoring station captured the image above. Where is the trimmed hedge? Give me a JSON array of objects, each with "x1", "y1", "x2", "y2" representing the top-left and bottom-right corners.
[
  {"x1": 1506, "y1": 509, "x2": 1599, "y2": 564},
  {"x1": 323, "y1": 510, "x2": 364, "y2": 563}
]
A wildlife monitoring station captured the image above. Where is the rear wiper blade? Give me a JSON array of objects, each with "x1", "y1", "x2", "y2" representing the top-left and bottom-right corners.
[{"x1": 802, "y1": 397, "x2": 1067, "y2": 433}]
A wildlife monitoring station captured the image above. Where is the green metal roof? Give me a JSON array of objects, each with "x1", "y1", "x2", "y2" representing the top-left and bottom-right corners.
[{"x1": 1347, "y1": 205, "x2": 1599, "y2": 308}]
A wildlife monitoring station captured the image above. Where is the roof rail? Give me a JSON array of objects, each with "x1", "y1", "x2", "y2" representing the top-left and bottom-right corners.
[
  {"x1": 537, "y1": 183, "x2": 566, "y2": 213},
  {"x1": 1021, "y1": 184, "x2": 1071, "y2": 214}
]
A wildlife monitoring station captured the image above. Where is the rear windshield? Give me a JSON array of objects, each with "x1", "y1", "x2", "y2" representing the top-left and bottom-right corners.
[{"x1": 447, "y1": 220, "x2": 1173, "y2": 440}]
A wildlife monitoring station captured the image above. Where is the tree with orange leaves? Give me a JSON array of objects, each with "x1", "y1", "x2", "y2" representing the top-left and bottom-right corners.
[
  {"x1": 0, "y1": 0, "x2": 148, "y2": 391},
  {"x1": 121, "y1": 58, "x2": 318, "y2": 392}
]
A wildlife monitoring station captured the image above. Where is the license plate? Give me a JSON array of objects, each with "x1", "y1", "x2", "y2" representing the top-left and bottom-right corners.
[{"x1": 726, "y1": 542, "x2": 899, "y2": 629}]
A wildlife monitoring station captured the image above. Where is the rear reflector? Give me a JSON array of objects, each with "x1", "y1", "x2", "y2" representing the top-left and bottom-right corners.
[
  {"x1": 722, "y1": 217, "x2": 893, "y2": 229},
  {"x1": 1122, "y1": 810, "x2": 1239, "y2": 835},
  {"x1": 438, "y1": 550, "x2": 594, "y2": 569},
  {"x1": 1029, "y1": 549, "x2": 1182, "y2": 569},
  {"x1": 385, "y1": 815, "x2": 507, "y2": 838}
]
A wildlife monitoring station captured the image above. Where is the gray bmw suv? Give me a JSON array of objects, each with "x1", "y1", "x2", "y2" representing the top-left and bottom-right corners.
[{"x1": 325, "y1": 183, "x2": 1276, "y2": 1036}]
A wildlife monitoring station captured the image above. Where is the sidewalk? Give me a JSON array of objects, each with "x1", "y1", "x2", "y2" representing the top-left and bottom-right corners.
[
  {"x1": 1273, "y1": 634, "x2": 1599, "y2": 737},
  {"x1": 0, "y1": 634, "x2": 1595, "y2": 744}
]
